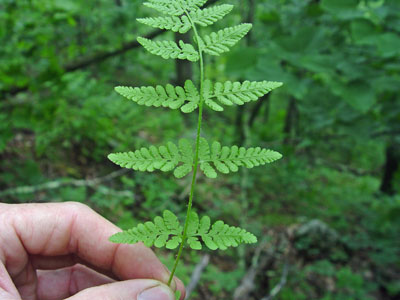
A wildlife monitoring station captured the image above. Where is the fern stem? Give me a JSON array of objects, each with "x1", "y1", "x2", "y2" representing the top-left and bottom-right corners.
[{"x1": 168, "y1": 10, "x2": 205, "y2": 287}]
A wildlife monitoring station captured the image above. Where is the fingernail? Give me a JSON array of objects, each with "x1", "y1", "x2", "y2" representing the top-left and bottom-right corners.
[{"x1": 138, "y1": 285, "x2": 174, "y2": 300}]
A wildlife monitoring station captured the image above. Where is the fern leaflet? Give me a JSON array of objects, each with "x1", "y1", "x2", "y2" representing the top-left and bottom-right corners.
[
  {"x1": 138, "y1": 37, "x2": 199, "y2": 62},
  {"x1": 186, "y1": 212, "x2": 257, "y2": 250},
  {"x1": 114, "y1": 80, "x2": 199, "y2": 112},
  {"x1": 109, "y1": 210, "x2": 183, "y2": 249},
  {"x1": 190, "y1": 4, "x2": 233, "y2": 27},
  {"x1": 203, "y1": 80, "x2": 283, "y2": 111},
  {"x1": 108, "y1": 139, "x2": 194, "y2": 178},
  {"x1": 198, "y1": 138, "x2": 282, "y2": 178},
  {"x1": 200, "y1": 23, "x2": 252, "y2": 56},
  {"x1": 144, "y1": 0, "x2": 206, "y2": 16},
  {"x1": 187, "y1": 0, "x2": 208, "y2": 8},
  {"x1": 143, "y1": 2, "x2": 185, "y2": 16},
  {"x1": 109, "y1": 210, "x2": 257, "y2": 251},
  {"x1": 109, "y1": 138, "x2": 282, "y2": 179},
  {"x1": 137, "y1": 16, "x2": 192, "y2": 33}
]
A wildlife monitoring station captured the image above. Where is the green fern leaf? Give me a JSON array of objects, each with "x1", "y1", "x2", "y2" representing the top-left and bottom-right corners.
[
  {"x1": 143, "y1": 0, "x2": 205, "y2": 16},
  {"x1": 181, "y1": 80, "x2": 200, "y2": 113},
  {"x1": 200, "y1": 23, "x2": 252, "y2": 56},
  {"x1": 203, "y1": 80, "x2": 283, "y2": 111},
  {"x1": 137, "y1": 16, "x2": 191, "y2": 33},
  {"x1": 185, "y1": 212, "x2": 257, "y2": 250},
  {"x1": 108, "y1": 139, "x2": 195, "y2": 178},
  {"x1": 109, "y1": 210, "x2": 183, "y2": 249},
  {"x1": 186, "y1": 212, "x2": 202, "y2": 250},
  {"x1": 187, "y1": 0, "x2": 208, "y2": 8},
  {"x1": 197, "y1": 138, "x2": 282, "y2": 178},
  {"x1": 138, "y1": 37, "x2": 199, "y2": 62},
  {"x1": 202, "y1": 219, "x2": 257, "y2": 250},
  {"x1": 143, "y1": 2, "x2": 185, "y2": 16},
  {"x1": 175, "y1": 290, "x2": 181, "y2": 300},
  {"x1": 173, "y1": 139, "x2": 194, "y2": 178},
  {"x1": 115, "y1": 80, "x2": 199, "y2": 112},
  {"x1": 190, "y1": 4, "x2": 233, "y2": 27}
]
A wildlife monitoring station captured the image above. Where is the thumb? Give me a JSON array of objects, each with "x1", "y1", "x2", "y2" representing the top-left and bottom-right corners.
[{"x1": 65, "y1": 279, "x2": 175, "y2": 300}]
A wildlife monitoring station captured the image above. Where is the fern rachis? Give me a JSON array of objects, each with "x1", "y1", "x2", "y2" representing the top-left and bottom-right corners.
[{"x1": 108, "y1": 0, "x2": 283, "y2": 297}]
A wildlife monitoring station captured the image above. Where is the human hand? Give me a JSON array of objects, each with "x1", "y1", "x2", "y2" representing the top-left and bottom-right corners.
[{"x1": 0, "y1": 202, "x2": 185, "y2": 300}]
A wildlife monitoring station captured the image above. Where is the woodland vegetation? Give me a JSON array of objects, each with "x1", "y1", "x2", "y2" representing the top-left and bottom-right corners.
[{"x1": 1, "y1": 0, "x2": 399, "y2": 299}]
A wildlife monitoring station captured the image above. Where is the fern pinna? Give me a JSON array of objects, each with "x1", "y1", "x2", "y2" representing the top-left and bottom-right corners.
[{"x1": 108, "y1": 0, "x2": 282, "y2": 297}]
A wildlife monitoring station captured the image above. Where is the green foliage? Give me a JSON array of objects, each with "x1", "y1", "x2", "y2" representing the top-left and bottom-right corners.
[
  {"x1": 143, "y1": 2, "x2": 185, "y2": 16},
  {"x1": 115, "y1": 80, "x2": 199, "y2": 112},
  {"x1": 186, "y1": 212, "x2": 257, "y2": 250},
  {"x1": 137, "y1": 16, "x2": 192, "y2": 33},
  {"x1": 143, "y1": 0, "x2": 207, "y2": 17},
  {"x1": 137, "y1": 3, "x2": 234, "y2": 33},
  {"x1": 198, "y1": 138, "x2": 282, "y2": 178},
  {"x1": 190, "y1": 4, "x2": 234, "y2": 27},
  {"x1": 108, "y1": 1, "x2": 283, "y2": 290},
  {"x1": 175, "y1": 290, "x2": 181, "y2": 300},
  {"x1": 115, "y1": 80, "x2": 283, "y2": 113},
  {"x1": 200, "y1": 24, "x2": 253, "y2": 56},
  {"x1": 110, "y1": 210, "x2": 183, "y2": 249},
  {"x1": 108, "y1": 138, "x2": 281, "y2": 179},
  {"x1": 137, "y1": 37, "x2": 199, "y2": 61},
  {"x1": 109, "y1": 210, "x2": 257, "y2": 251},
  {"x1": 4, "y1": 0, "x2": 399, "y2": 298},
  {"x1": 203, "y1": 80, "x2": 283, "y2": 111}
]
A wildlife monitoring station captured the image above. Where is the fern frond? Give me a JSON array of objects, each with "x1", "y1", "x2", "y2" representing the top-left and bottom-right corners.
[
  {"x1": 200, "y1": 23, "x2": 252, "y2": 56},
  {"x1": 110, "y1": 210, "x2": 257, "y2": 251},
  {"x1": 109, "y1": 210, "x2": 183, "y2": 249},
  {"x1": 190, "y1": 4, "x2": 233, "y2": 27},
  {"x1": 114, "y1": 80, "x2": 199, "y2": 112},
  {"x1": 186, "y1": 212, "x2": 257, "y2": 250},
  {"x1": 198, "y1": 138, "x2": 282, "y2": 178},
  {"x1": 108, "y1": 139, "x2": 195, "y2": 178},
  {"x1": 203, "y1": 80, "x2": 283, "y2": 111},
  {"x1": 144, "y1": 0, "x2": 206, "y2": 16},
  {"x1": 187, "y1": 0, "x2": 208, "y2": 8},
  {"x1": 143, "y1": 2, "x2": 185, "y2": 16},
  {"x1": 137, "y1": 37, "x2": 199, "y2": 62},
  {"x1": 137, "y1": 16, "x2": 191, "y2": 33}
]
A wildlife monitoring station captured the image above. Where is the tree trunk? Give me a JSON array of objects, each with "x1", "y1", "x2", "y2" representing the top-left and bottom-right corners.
[
  {"x1": 283, "y1": 97, "x2": 299, "y2": 145},
  {"x1": 248, "y1": 93, "x2": 270, "y2": 128},
  {"x1": 380, "y1": 143, "x2": 399, "y2": 195}
]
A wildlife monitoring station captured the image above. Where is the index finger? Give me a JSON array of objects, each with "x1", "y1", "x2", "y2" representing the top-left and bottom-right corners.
[{"x1": 0, "y1": 202, "x2": 172, "y2": 286}]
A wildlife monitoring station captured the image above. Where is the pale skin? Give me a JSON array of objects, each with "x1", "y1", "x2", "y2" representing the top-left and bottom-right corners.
[{"x1": 0, "y1": 202, "x2": 185, "y2": 300}]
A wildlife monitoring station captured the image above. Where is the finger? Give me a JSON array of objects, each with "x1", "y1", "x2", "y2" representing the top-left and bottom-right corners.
[
  {"x1": 36, "y1": 264, "x2": 114, "y2": 300},
  {"x1": 0, "y1": 262, "x2": 20, "y2": 299},
  {"x1": 0, "y1": 289, "x2": 19, "y2": 300},
  {"x1": 30, "y1": 254, "x2": 117, "y2": 280},
  {"x1": 31, "y1": 254, "x2": 185, "y2": 298},
  {"x1": 65, "y1": 279, "x2": 175, "y2": 300},
  {"x1": 0, "y1": 202, "x2": 173, "y2": 286}
]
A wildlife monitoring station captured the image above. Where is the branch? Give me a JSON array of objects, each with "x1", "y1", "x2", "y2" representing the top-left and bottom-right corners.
[
  {"x1": 1, "y1": 0, "x2": 220, "y2": 98},
  {"x1": 1, "y1": 30, "x2": 163, "y2": 97},
  {"x1": 185, "y1": 254, "x2": 210, "y2": 299},
  {"x1": 0, "y1": 169, "x2": 129, "y2": 197},
  {"x1": 233, "y1": 241, "x2": 274, "y2": 300},
  {"x1": 65, "y1": 29, "x2": 163, "y2": 72},
  {"x1": 261, "y1": 262, "x2": 289, "y2": 300}
]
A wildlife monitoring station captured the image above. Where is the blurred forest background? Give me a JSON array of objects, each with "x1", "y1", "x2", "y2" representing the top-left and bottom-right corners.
[{"x1": 1, "y1": 0, "x2": 400, "y2": 299}]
